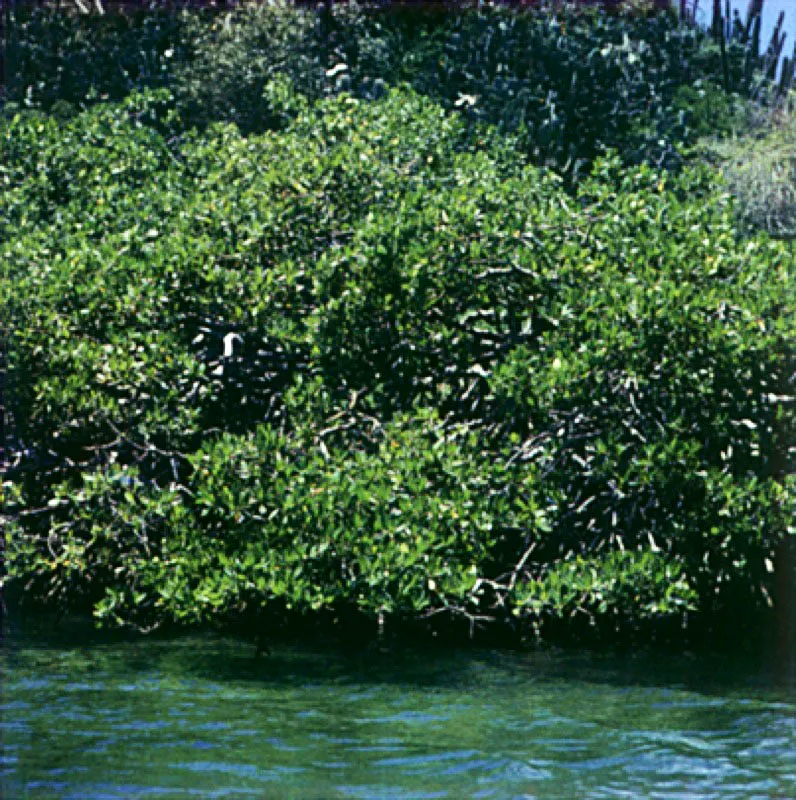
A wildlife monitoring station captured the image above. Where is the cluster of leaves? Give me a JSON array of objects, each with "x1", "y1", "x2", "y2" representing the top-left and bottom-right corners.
[
  {"x1": 347, "y1": 3, "x2": 756, "y2": 177},
  {"x1": 3, "y1": 86, "x2": 793, "y2": 639},
  {"x1": 3, "y1": 2, "x2": 763, "y2": 178},
  {"x1": 3, "y1": 5, "x2": 189, "y2": 111}
]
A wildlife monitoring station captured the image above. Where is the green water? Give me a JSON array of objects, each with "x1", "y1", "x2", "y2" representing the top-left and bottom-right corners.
[{"x1": 2, "y1": 619, "x2": 794, "y2": 800}]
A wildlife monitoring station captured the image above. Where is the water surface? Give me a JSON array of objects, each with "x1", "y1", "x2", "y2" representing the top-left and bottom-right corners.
[{"x1": 2, "y1": 619, "x2": 794, "y2": 799}]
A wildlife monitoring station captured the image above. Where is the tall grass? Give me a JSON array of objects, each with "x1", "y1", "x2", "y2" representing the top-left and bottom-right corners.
[{"x1": 705, "y1": 101, "x2": 796, "y2": 238}]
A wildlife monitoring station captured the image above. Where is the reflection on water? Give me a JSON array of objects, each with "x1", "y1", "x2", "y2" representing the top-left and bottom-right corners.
[{"x1": 1, "y1": 616, "x2": 794, "y2": 800}]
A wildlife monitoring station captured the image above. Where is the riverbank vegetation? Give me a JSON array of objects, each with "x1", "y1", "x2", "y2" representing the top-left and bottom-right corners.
[{"x1": 2, "y1": 1, "x2": 793, "y2": 648}]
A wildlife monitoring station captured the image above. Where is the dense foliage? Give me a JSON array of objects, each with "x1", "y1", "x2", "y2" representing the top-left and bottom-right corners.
[
  {"x1": 3, "y1": 83, "x2": 793, "y2": 641},
  {"x1": 3, "y1": 2, "x2": 763, "y2": 179}
]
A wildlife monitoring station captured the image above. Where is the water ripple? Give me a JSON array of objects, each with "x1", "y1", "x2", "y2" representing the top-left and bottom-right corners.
[{"x1": 3, "y1": 633, "x2": 793, "y2": 800}]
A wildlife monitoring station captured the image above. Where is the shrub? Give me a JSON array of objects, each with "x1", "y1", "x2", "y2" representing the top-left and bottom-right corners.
[
  {"x1": 2, "y1": 2, "x2": 772, "y2": 177},
  {"x1": 3, "y1": 87, "x2": 793, "y2": 639},
  {"x1": 3, "y1": 6, "x2": 189, "y2": 109}
]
